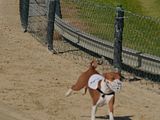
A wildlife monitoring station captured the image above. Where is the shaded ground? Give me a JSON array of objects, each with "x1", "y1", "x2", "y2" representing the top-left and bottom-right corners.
[{"x1": 0, "y1": 0, "x2": 160, "y2": 120}]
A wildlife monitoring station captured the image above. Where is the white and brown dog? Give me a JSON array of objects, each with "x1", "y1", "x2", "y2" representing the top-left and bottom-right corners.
[{"x1": 66, "y1": 60, "x2": 122, "y2": 120}]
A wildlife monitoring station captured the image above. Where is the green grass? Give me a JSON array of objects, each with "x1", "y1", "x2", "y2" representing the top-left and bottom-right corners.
[
  {"x1": 156, "y1": 0, "x2": 160, "y2": 4},
  {"x1": 61, "y1": 0, "x2": 160, "y2": 57},
  {"x1": 89, "y1": 0, "x2": 160, "y2": 18},
  {"x1": 155, "y1": 0, "x2": 160, "y2": 17},
  {"x1": 123, "y1": 15, "x2": 160, "y2": 56},
  {"x1": 139, "y1": 0, "x2": 160, "y2": 18},
  {"x1": 91, "y1": 0, "x2": 143, "y2": 13}
]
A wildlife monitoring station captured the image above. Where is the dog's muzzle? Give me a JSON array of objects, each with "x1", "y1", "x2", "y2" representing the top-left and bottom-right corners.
[{"x1": 106, "y1": 79, "x2": 122, "y2": 92}]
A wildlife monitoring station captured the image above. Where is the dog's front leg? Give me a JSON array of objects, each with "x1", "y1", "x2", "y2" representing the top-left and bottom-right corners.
[
  {"x1": 109, "y1": 112, "x2": 114, "y2": 120},
  {"x1": 91, "y1": 105, "x2": 97, "y2": 120},
  {"x1": 108, "y1": 96, "x2": 115, "y2": 120}
]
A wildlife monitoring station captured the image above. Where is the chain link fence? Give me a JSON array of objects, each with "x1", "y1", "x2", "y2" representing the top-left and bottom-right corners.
[
  {"x1": 59, "y1": 0, "x2": 160, "y2": 81},
  {"x1": 28, "y1": 0, "x2": 48, "y2": 43},
  {"x1": 60, "y1": 0, "x2": 160, "y2": 56},
  {"x1": 19, "y1": 0, "x2": 160, "y2": 81}
]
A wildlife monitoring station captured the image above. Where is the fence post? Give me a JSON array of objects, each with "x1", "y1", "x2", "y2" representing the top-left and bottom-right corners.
[
  {"x1": 56, "y1": 0, "x2": 62, "y2": 18},
  {"x1": 19, "y1": 0, "x2": 30, "y2": 32},
  {"x1": 47, "y1": 0, "x2": 57, "y2": 51},
  {"x1": 113, "y1": 5, "x2": 124, "y2": 72}
]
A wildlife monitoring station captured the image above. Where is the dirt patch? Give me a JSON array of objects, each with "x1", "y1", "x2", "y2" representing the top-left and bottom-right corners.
[{"x1": 0, "y1": 1, "x2": 160, "y2": 120}]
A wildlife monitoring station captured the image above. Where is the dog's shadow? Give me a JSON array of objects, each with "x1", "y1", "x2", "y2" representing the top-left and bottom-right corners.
[
  {"x1": 96, "y1": 115, "x2": 133, "y2": 120},
  {"x1": 81, "y1": 115, "x2": 133, "y2": 120}
]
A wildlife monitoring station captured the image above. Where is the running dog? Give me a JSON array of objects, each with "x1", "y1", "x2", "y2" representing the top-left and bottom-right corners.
[
  {"x1": 66, "y1": 61, "x2": 122, "y2": 120},
  {"x1": 88, "y1": 72, "x2": 122, "y2": 120}
]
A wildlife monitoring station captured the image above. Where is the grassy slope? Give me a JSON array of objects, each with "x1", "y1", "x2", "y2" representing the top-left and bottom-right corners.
[
  {"x1": 92, "y1": 0, "x2": 160, "y2": 18},
  {"x1": 85, "y1": 0, "x2": 160, "y2": 56},
  {"x1": 62, "y1": 0, "x2": 160, "y2": 56},
  {"x1": 139, "y1": 0, "x2": 160, "y2": 18},
  {"x1": 92, "y1": 0, "x2": 143, "y2": 13}
]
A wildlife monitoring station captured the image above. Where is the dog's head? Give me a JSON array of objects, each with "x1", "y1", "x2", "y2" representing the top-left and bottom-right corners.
[
  {"x1": 102, "y1": 72, "x2": 120, "y2": 82},
  {"x1": 102, "y1": 72, "x2": 122, "y2": 92}
]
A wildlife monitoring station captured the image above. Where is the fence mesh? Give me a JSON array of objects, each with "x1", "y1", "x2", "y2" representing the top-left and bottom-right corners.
[
  {"x1": 20, "y1": 0, "x2": 160, "y2": 81},
  {"x1": 61, "y1": 0, "x2": 160, "y2": 57},
  {"x1": 28, "y1": 0, "x2": 48, "y2": 43},
  {"x1": 123, "y1": 11, "x2": 160, "y2": 57},
  {"x1": 26, "y1": 0, "x2": 105, "y2": 65},
  {"x1": 60, "y1": 0, "x2": 160, "y2": 81},
  {"x1": 122, "y1": 11, "x2": 160, "y2": 78},
  {"x1": 61, "y1": 0, "x2": 115, "y2": 42}
]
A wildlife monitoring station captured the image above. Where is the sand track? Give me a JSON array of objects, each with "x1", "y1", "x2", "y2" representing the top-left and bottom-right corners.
[{"x1": 0, "y1": 0, "x2": 160, "y2": 120}]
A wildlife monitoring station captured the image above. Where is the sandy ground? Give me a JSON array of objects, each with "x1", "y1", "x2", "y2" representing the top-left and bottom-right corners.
[{"x1": 0, "y1": 0, "x2": 160, "y2": 120}]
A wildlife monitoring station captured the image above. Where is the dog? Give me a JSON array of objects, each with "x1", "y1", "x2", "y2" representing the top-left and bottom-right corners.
[{"x1": 66, "y1": 60, "x2": 122, "y2": 120}]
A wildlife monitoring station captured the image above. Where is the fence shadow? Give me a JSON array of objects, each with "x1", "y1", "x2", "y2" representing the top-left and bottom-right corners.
[
  {"x1": 58, "y1": 49, "x2": 79, "y2": 54},
  {"x1": 122, "y1": 63, "x2": 160, "y2": 82}
]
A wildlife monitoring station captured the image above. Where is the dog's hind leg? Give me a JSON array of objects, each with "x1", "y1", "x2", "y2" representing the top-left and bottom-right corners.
[{"x1": 91, "y1": 105, "x2": 97, "y2": 120}]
